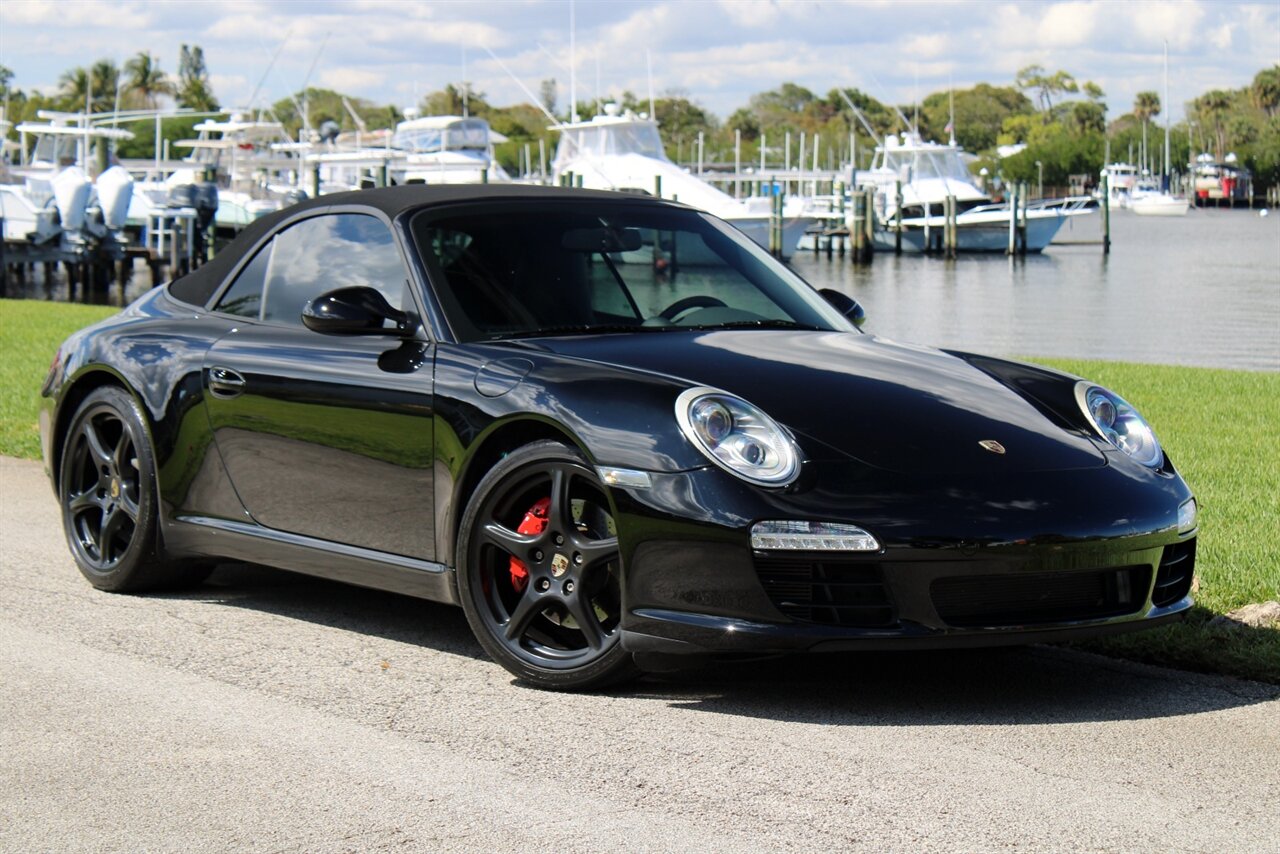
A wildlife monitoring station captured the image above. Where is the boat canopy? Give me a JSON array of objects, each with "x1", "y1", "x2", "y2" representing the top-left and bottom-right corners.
[
  {"x1": 878, "y1": 137, "x2": 972, "y2": 184},
  {"x1": 393, "y1": 117, "x2": 505, "y2": 153},
  {"x1": 553, "y1": 112, "x2": 667, "y2": 171}
]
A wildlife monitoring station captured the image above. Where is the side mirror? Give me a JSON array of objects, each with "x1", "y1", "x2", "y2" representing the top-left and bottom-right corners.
[
  {"x1": 302, "y1": 286, "x2": 413, "y2": 336},
  {"x1": 819, "y1": 288, "x2": 867, "y2": 330}
]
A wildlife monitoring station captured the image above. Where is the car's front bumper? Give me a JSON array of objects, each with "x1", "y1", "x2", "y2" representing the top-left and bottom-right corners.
[{"x1": 609, "y1": 462, "x2": 1197, "y2": 657}]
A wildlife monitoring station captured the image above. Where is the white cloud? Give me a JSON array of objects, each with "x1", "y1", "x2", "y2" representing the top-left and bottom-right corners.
[
  {"x1": 318, "y1": 67, "x2": 386, "y2": 92},
  {"x1": 0, "y1": 0, "x2": 1273, "y2": 126},
  {"x1": 1036, "y1": 1, "x2": 1101, "y2": 48}
]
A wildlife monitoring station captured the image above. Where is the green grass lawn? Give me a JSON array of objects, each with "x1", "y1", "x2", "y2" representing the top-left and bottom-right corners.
[
  {"x1": 2, "y1": 298, "x2": 1276, "y2": 682},
  {"x1": 0, "y1": 299, "x2": 116, "y2": 459}
]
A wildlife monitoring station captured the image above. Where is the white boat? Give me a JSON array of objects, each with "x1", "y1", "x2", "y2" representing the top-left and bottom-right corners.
[
  {"x1": 1099, "y1": 163, "x2": 1139, "y2": 208},
  {"x1": 1131, "y1": 193, "x2": 1190, "y2": 216},
  {"x1": 391, "y1": 112, "x2": 511, "y2": 184},
  {"x1": 1132, "y1": 44, "x2": 1190, "y2": 218},
  {"x1": 551, "y1": 104, "x2": 815, "y2": 258},
  {"x1": 2, "y1": 116, "x2": 134, "y2": 253},
  {"x1": 171, "y1": 116, "x2": 301, "y2": 228},
  {"x1": 859, "y1": 132, "x2": 1092, "y2": 253}
]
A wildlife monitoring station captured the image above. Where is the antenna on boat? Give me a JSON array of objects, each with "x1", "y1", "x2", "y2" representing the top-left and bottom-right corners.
[
  {"x1": 1163, "y1": 40, "x2": 1171, "y2": 191},
  {"x1": 646, "y1": 50, "x2": 656, "y2": 120},
  {"x1": 865, "y1": 70, "x2": 912, "y2": 134},
  {"x1": 569, "y1": 0, "x2": 577, "y2": 122},
  {"x1": 485, "y1": 47, "x2": 564, "y2": 129},
  {"x1": 247, "y1": 32, "x2": 291, "y2": 118},
  {"x1": 836, "y1": 89, "x2": 878, "y2": 139},
  {"x1": 913, "y1": 65, "x2": 919, "y2": 134},
  {"x1": 298, "y1": 32, "x2": 331, "y2": 136},
  {"x1": 342, "y1": 97, "x2": 367, "y2": 133},
  {"x1": 948, "y1": 77, "x2": 955, "y2": 146},
  {"x1": 462, "y1": 47, "x2": 469, "y2": 117}
]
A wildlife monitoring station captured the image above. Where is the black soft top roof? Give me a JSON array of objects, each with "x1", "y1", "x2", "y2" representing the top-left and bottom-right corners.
[{"x1": 168, "y1": 184, "x2": 674, "y2": 308}]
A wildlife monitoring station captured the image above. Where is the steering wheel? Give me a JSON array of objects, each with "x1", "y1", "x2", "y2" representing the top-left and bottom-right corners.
[{"x1": 658, "y1": 295, "x2": 728, "y2": 322}]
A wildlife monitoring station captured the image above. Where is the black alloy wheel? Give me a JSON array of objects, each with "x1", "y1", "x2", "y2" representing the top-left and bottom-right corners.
[
  {"x1": 457, "y1": 441, "x2": 638, "y2": 690},
  {"x1": 59, "y1": 386, "x2": 209, "y2": 592}
]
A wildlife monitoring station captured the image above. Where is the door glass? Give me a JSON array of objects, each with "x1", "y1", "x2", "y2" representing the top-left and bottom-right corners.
[
  {"x1": 215, "y1": 240, "x2": 272, "y2": 319},
  {"x1": 261, "y1": 214, "x2": 407, "y2": 326}
]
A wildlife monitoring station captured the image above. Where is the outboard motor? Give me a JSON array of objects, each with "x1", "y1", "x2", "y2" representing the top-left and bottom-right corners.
[
  {"x1": 192, "y1": 183, "x2": 219, "y2": 231},
  {"x1": 167, "y1": 182, "x2": 197, "y2": 210},
  {"x1": 190, "y1": 183, "x2": 219, "y2": 260},
  {"x1": 95, "y1": 166, "x2": 134, "y2": 232},
  {"x1": 52, "y1": 166, "x2": 92, "y2": 242},
  {"x1": 318, "y1": 120, "x2": 341, "y2": 145}
]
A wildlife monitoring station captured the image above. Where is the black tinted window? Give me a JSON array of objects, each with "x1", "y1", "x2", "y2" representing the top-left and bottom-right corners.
[
  {"x1": 261, "y1": 214, "x2": 407, "y2": 326},
  {"x1": 215, "y1": 240, "x2": 272, "y2": 318},
  {"x1": 411, "y1": 204, "x2": 844, "y2": 342}
]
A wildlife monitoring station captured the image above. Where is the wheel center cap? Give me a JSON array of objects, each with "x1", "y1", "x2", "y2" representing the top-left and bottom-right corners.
[
  {"x1": 550, "y1": 553, "x2": 570, "y2": 577},
  {"x1": 109, "y1": 478, "x2": 121, "y2": 499}
]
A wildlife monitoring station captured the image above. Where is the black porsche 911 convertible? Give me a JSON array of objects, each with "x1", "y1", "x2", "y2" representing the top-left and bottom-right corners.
[{"x1": 40, "y1": 185, "x2": 1197, "y2": 689}]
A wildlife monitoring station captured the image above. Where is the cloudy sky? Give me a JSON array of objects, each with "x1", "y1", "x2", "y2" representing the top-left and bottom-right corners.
[{"x1": 2, "y1": 1, "x2": 1277, "y2": 124}]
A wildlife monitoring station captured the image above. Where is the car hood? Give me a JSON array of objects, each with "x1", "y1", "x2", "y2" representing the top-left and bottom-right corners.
[{"x1": 521, "y1": 330, "x2": 1105, "y2": 474}]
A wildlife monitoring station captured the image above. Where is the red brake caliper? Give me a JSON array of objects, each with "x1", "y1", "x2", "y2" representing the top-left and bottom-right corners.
[{"x1": 508, "y1": 497, "x2": 550, "y2": 592}]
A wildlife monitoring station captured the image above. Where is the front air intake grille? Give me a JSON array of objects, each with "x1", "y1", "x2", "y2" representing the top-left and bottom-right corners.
[
  {"x1": 754, "y1": 558, "x2": 897, "y2": 627},
  {"x1": 931, "y1": 566, "x2": 1152, "y2": 628},
  {"x1": 1153, "y1": 538, "x2": 1196, "y2": 608}
]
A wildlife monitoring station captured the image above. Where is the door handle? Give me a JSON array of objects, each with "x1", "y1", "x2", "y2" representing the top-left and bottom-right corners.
[{"x1": 208, "y1": 366, "x2": 246, "y2": 398}]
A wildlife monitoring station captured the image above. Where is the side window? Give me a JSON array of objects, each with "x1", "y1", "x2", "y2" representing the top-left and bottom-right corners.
[
  {"x1": 214, "y1": 239, "x2": 272, "y2": 319},
  {"x1": 261, "y1": 214, "x2": 408, "y2": 326}
]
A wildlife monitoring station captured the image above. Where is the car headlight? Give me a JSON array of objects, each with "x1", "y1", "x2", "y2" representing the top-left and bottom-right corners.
[
  {"x1": 1074, "y1": 382, "x2": 1163, "y2": 468},
  {"x1": 675, "y1": 387, "x2": 801, "y2": 486}
]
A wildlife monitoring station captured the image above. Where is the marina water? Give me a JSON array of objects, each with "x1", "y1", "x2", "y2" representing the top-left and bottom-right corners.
[
  {"x1": 793, "y1": 208, "x2": 1279, "y2": 372},
  {"x1": 6, "y1": 207, "x2": 1277, "y2": 372}
]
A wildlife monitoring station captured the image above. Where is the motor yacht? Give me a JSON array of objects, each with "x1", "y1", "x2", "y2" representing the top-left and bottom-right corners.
[
  {"x1": 858, "y1": 132, "x2": 1091, "y2": 252},
  {"x1": 551, "y1": 104, "x2": 814, "y2": 258}
]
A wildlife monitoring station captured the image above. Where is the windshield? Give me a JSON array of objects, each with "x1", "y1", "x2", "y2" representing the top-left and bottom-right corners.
[
  {"x1": 394, "y1": 119, "x2": 491, "y2": 153},
  {"x1": 553, "y1": 122, "x2": 667, "y2": 170},
  {"x1": 883, "y1": 147, "x2": 971, "y2": 183},
  {"x1": 411, "y1": 202, "x2": 849, "y2": 342}
]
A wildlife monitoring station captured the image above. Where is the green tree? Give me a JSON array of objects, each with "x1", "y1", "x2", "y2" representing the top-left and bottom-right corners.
[
  {"x1": 1250, "y1": 65, "x2": 1280, "y2": 118},
  {"x1": 419, "y1": 83, "x2": 488, "y2": 117},
  {"x1": 652, "y1": 92, "x2": 717, "y2": 162},
  {"x1": 57, "y1": 60, "x2": 119, "y2": 112},
  {"x1": 271, "y1": 88, "x2": 400, "y2": 139},
  {"x1": 539, "y1": 79, "x2": 557, "y2": 116},
  {"x1": 921, "y1": 84, "x2": 1033, "y2": 152},
  {"x1": 1192, "y1": 89, "x2": 1233, "y2": 159},
  {"x1": 124, "y1": 51, "x2": 174, "y2": 109},
  {"x1": 1015, "y1": 65, "x2": 1078, "y2": 118},
  {"x1": 177, "y1": 44, "x2": 217, "y2": 111}
]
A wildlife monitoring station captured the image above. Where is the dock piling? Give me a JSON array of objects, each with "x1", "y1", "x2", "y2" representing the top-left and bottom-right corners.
[
  {"x1": 894, "y1": 181, "x2": 903, "y2": 255},
  {"x1": 1102, "y1": 175, "x2": 1111, "y2": 255}
]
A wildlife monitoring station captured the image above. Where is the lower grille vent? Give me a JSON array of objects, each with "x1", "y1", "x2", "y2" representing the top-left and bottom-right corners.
[
  {"x1": 754, "y1": 558, "x2": 896, "y2": 627},
  {"x1": 1153, "y1": 539, "x2": 1196, "y2": 608},
  {"x1": 931, "y1": 567, "x2": 1152, "y2": 628}
]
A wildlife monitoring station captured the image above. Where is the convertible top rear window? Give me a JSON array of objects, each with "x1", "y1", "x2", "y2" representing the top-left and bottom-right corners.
[{"x1": 410, "y1": 203, "x2": 845, "y2": 342}]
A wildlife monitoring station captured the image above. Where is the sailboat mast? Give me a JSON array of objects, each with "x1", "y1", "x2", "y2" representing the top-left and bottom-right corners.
[
  {"x1": 569, "y1": 0, "x2": 577, "y2": 122},
  {"x1": 1163, "y1": 40, "x2": 1171, "y2": 188}
]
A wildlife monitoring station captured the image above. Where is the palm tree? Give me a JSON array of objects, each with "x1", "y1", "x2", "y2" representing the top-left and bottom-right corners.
[
  {"x1": 58, "y1": 66, "x2": 90, "y2": 109},
  {"x1": 125, "y1": 51, "x2": 174, "y2": 109},
  {"x1": 90, "y1": 60, "x2": 120, "y2": 112},
  {"x1": 1132, "y1": 91, "x2": 1160, "y2": 173},
  {"x1": 1251, "y1": 65, "x2": 1280, "y2": 118},
  {"x1": 1193, "y1": 90, "x2": 1233, "y2": 160}
]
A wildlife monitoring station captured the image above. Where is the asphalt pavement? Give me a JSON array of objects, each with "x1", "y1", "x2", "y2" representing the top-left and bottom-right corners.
[{"x1": 2, "y1": 454, "x2": 1277, "y2": 852}]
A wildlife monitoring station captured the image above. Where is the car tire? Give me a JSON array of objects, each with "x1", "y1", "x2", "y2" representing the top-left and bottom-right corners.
[
  {"x1": 457, "y1": 440, "x2": 639, "y2": 691},
  {"x1": 59, "y1": 386, "x2": 211, "y2": 592}
]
